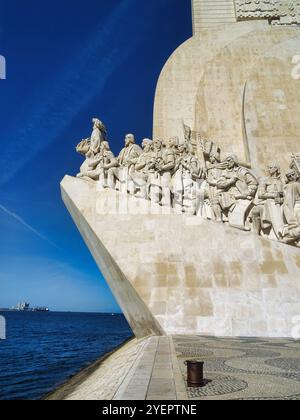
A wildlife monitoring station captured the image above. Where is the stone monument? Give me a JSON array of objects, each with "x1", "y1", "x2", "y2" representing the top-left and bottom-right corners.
[{"x1": 61, "y1": 1, "x2": 300, "y2": 339}]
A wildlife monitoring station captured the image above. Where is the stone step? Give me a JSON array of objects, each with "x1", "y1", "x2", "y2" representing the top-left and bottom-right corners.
[{"x1": 114, "y1": 336, "x2": 186, "y2": 401}]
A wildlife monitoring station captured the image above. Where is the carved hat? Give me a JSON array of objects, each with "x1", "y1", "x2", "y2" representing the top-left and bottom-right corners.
[
  {"x1": 93, "y1": 118, "x2": 107, "y2": 132},
  {"x1": 226, "y1": 154, "x2": 239, "y2": 164},
  {"x1": 142, "y1": 138, "x2": 153, "y2": 148}
]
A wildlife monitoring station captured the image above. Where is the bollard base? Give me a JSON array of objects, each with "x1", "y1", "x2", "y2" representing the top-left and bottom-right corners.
[{"x1": 187, "y1": 381, "x2": 206, "y2": 388}]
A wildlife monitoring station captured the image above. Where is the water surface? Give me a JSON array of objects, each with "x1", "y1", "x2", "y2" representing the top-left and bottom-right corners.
[{"x1": 0, "y1": 311, "x2": 132, "y2": 400}]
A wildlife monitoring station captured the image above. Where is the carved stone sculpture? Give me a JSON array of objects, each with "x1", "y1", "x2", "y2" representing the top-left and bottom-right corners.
[
  {"x1": 181, "y1": 146, "x2": 203, "y2": 215},
  {"x1": 172, "y1": 140, "x2": 188, "y2": 213},
  {"x1": 213, "y1": 155, "x2": 258, "y2": 229},
  {"x1": 74, "y1": 118, "x2": 300, "y2": 248},
  {"x1": 90, "y1": 118, "x2": 107, "y2": 155},
  {"x1": 159, "y1": 139, "x2": 176, "y2": 208},
  {"x1": 76, "y1": 141, "x2": 118, "y2": 184},
  {"x1": 147, "y1": 138, "x2": 175, "y2": 207},
  {"x1": 76, "y1": 118, "x2": 108, "y2": 180},
  {"x1": 251, "y1": 162, "x2": 284, "y2": 238},
  {"x1": 131, "y1": 139, "x2": 153, "y2": 199},
  {"x1": 281, "y1": 168, "x2": 300, "y2": 244},
  {"x1": 235, "y1": 0, "x2": 300, "y2": 26},
  {"x1": 97, "y1": 142, "x2": 119, "y2": 188},
  {"x1": 107, "y1": 134, "x2": 142, "y2": 194},
  {"x1": 205, "y1": 153, "x2": 226, "y2": 222}
]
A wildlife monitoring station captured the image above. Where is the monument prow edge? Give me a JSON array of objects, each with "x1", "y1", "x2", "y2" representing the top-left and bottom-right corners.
[{"x1": 60, "y1": 175, "x2": 165, "y2": 339}]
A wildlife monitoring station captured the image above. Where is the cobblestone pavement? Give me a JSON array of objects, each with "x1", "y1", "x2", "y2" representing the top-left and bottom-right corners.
[{"x1": 173, "y1": 336, "x2": 300, "y2": 400}]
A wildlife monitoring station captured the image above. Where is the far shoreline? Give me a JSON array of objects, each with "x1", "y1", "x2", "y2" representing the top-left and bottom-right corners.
[{"x1": 0, "y1": 310, "x2": 124, "y2": 315}]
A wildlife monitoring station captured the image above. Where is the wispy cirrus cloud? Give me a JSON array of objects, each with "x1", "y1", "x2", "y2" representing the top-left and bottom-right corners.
[
  {"x1": 0, "y1": 0, "x2": 151, "y2": 185},
  {"x1": 0, "y1": 204, "x2": 59, "y2": 249}
]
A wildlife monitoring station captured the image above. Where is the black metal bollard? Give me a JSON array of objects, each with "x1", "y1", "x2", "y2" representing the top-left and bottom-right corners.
[{"x1": 185, "y1": 360, "x2": 205, "y2": 388}]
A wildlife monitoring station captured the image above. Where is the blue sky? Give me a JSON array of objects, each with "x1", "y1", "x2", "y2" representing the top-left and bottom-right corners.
[{"x1": 0, "y1": 0, "x2": 192, "y2": 312}]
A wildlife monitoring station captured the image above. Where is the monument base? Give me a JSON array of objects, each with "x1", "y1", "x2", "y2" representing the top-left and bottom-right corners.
[{"x1": 61, "y1": 175, "x2": 300, "y2": 338}]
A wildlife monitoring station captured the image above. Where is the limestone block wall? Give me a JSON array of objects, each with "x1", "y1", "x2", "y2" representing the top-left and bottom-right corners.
[
  {"x1": 192, "y1": 0, "x2": 236, "y2": 33},
  {"x1": 153, "y1": 20, "x2": 267, "y2": 146},
  {"x1": 153, "y1": 21, "x2": 300, "y2": 173},
  {"x1": 194, "y1": 27, "x2": 300, "y2": 171},
  {"x1": 62, "y1": 176, "x2": 300, "y2": 338},
  {"x1": 243, "y1": 36, "x2": 300, "y2": 175}
]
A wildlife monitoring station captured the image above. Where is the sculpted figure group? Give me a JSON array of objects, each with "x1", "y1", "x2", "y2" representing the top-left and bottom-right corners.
[{"x1": 76, "y1": 119, "x2": 300, "y2": 248}]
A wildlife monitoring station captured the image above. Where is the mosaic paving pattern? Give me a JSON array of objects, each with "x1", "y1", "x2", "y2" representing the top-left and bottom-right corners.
[
  {"x1": 187, "y1": 374, "x2": 248, "y2": 397},
  {"x1": 173, "y1": 336, "x2": 300, "y2": 400}
]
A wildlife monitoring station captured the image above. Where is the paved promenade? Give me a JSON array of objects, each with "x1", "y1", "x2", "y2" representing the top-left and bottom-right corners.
[
  {"x1": 173, "y1": 336, "x2": 300, "y2": 400},
  {"x1": 46, "y1": 336, "x2": 300, "y2": 400}
]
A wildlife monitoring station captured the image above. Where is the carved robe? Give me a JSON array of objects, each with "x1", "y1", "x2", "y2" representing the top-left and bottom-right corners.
[
  {"x1": 90, "y1": 126, "x2": 102, "y2": 155},
  {"x1": 280, "y1": 179, "x2": 300, "y2": 243},
  {"x1": 283, "y1": 180, "x2": 300, "y2": 226},
  {"x1": 118, "y1": 144, "x2": 142, "y2": 167},
  {"x1": 252, "y1": 176, "x2": 284, "y2": 235},
  {"x1": 217, "y1": 166, "x2": 258, "y2": 210}
]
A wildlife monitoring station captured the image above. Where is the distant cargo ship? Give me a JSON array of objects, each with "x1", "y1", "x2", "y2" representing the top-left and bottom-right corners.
[
  {"x1": 34, "y1": 307, "x2": 50, "y2": 312},
  {"x1": 11, "y1": 303, "x2": 50, "y2": 312}
]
